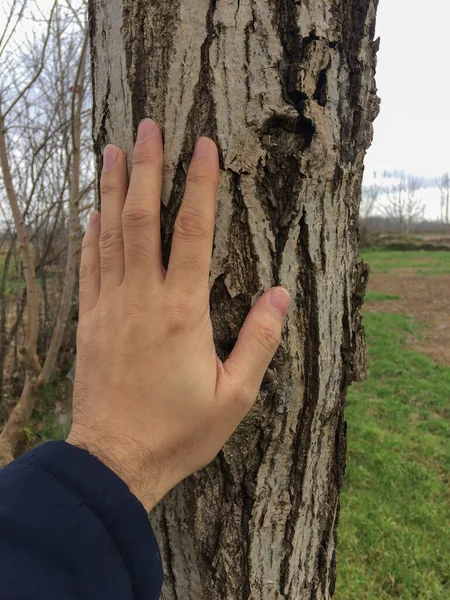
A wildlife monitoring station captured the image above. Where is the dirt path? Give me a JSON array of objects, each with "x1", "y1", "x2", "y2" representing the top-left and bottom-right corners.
[{"x1": 365, "y1": 270, "x2": 450, "y2": 366}]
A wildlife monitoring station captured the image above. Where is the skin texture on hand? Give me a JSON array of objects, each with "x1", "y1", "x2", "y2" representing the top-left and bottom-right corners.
[{"x1": 67, "y1": 119, "x2": 290, "y2": 512}]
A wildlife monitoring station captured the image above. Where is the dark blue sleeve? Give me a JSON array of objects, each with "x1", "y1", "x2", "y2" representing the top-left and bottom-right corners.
[{"x1": 0, "y1": 441, "x2": 163, "y2": 600}]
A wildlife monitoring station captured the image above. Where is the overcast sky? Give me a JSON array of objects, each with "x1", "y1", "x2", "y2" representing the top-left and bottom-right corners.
[{"x1": 365, "y1": 0, "x2": 450, "y2": 181}]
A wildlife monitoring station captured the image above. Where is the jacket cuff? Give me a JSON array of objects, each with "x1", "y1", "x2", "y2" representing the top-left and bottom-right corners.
[{"x1": 16, "y1": 441, "x2": 163, "y2": 599}]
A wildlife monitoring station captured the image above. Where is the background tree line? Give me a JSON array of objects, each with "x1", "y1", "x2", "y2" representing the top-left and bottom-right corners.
[
  {"x1": 0, "y1": 0, "x2": 91, "y2": 465},
  {"x1": 361, "y1": 170, "x2": 450, "y2": 233}
]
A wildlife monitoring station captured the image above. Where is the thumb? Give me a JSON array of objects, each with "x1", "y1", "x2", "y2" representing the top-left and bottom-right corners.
[{"x1": 221, "y1": 287, "x2": 290, "y2": 409}]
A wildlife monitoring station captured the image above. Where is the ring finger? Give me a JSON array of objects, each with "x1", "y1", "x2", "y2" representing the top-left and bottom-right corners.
[{"x1": 99, "y1": 145, "x2": 128, "y2": 291}]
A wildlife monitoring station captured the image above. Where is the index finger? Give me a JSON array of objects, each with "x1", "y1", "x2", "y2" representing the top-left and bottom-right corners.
[{"x1": 166, "y1": 138, "x2": 219, "y2": 295}]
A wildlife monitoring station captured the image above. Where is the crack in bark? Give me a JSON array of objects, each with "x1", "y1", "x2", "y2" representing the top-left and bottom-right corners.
[
  {"x1": 161, "y1": 161, "x2": 186, "y2": 269},
  {"x1": 160, "y1": 0, "x2": 220, "y2": 267},
  {"x1": 338, "y1": 0, "x2": 379, "y2": 164},
  {"x1": 341, "y1": 261, "x2": 370, "y2": 386},
  {"x1": 272, "y1": 2, "x2": 316, "y2": 115},
  {"x1": 182, "y1": 0, "x2": 219, "y2": 149},
  {"x1": 280, "y1": 210, "x2": 321, "y2": 597},
  {"x1": 227, "y1": 172, "x2": 260, "y2": 295},
  {"x1": 161, "y1": 503, "x2": 179, "y2": 600},
  {"x1": 313, "y1": 67, "x2": 329, "y2": 107},
  {"x1": 94, "y1": 74, "x2": 111, "y2": 208},
  {"x1": 210, "y1": 275, "x2": 251, "y2": 361},
  {"x1": 257, "y1": 156, "x2": 306, "y2": 285},
  {"x1": 122, "y1": 0, "x2": 181, "y2": 128}
]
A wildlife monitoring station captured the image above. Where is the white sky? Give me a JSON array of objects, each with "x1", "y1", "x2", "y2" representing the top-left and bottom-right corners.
[{"x1": 364, "y1": 0, "x2": 450, "y2": 180}]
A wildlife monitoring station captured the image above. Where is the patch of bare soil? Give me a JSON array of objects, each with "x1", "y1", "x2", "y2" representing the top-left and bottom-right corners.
[{"x1": 365, "y1": 272, "x2": 450, "y2": 366}]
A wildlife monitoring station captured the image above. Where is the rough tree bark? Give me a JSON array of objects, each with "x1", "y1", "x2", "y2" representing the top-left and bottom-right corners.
[{"x1": 89, "y1": 1, "x2": 379, "y2": 598}]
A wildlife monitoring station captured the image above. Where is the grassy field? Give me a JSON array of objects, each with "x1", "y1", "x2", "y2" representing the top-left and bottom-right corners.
[
  {"x1": 365, "y1": 291, "x2": 401, "y2": 302},
  {"x1": 336, "y1": 250, "x2": 450, "y2": 599},
  {"x1": 360, "y1": 249, "x2": 450, "y2": 275}
]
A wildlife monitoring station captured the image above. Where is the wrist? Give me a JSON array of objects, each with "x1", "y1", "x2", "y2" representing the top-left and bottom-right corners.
[{"x1": 66, "y1": 430, "x2": 160, "y2": 512}]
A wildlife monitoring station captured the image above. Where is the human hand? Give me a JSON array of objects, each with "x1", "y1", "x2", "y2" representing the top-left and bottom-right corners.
[{"x1": 67, "y1": 119, "x2": 290, "y2": 512}]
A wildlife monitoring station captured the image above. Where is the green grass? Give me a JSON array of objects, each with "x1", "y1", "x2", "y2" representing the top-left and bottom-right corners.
[
  {"x1": 337, "y1": 312, "x2": 450, "y2": 599},
  {"x1": 365, "y1": 291, "x2": 401, "y2": 302},
  {"x1": 0, "y1": 254, "x2": 24, "y2": 296},
  {"x1": 361, "y1": 249, "x2": 450, "y2": 275}
]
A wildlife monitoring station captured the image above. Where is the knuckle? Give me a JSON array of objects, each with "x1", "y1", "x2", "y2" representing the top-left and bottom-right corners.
[
  {"x1": 123, "y1": 304, "x2": 140, "y2": 320},
  {"x1": 187, "y1": 162, "x2": 215, "y2": 186},
  {"x1": 163, "y1": 297, "x2": 191, "y2": 332},
  {"x1": 123, "y1": 296, "x2": 145, "y2": 320},
  {"x1": 100, "y1": 253, "x2": 116, "y2": 274},
  {"x1": 174, "y1": 206, "x2": 207, "y2": 241},
  {"x1": 254, "y1": 322, "x2": 281, "y2": 354},
  {"x1": 122, "y1": 205, "x2": 157, "y2": 229},
  {"x1": 125, "y1": 236, "x2": 151, "y2": 261},
  {"x1": 228, "y1": 365, "x2": 254, "y2": 409},
  {"x1": 81, "y1": 234, "x2": 96, "y2": 251},
  {"x1": 99, "y1": 228, "x2": 123, "y2": 252},
  {"x1": 182, "y1": 250, "x2": 204, "y2": 272},
  {"x1": 100, "y1": 179, "x2": 118, "y2": 198},
  {"x1": 132, "y1": 147, "x2": 163, "y2": 169},
  {"x1": 187, "y1": 163, "x2": 219, "y2": 188},
  {"x1": 79, "y1": 262, "x2": 98, "y2": 283}
]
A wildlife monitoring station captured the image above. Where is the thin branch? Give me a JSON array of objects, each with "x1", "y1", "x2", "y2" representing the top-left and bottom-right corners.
[
  {"x1": 3, "y1": 0, "x2": 57, "y2": 119},
  {"x1": 64, "y1": 0, "x2": 84, "y2": 30},
  {"x1": 0, "y1": 0, "x2": 28, "y2": 61}
]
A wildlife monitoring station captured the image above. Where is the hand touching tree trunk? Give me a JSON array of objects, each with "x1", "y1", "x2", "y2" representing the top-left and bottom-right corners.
[{"x1": 89, "y1": 0, "x2": 380, "y2": 597}]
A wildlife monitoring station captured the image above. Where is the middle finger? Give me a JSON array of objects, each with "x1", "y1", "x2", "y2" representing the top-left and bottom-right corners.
[{"x1": 122, "y1": 119, "x2": 164, "y2": 286}]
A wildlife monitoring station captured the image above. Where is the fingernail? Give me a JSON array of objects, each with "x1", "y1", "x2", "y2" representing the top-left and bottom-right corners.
[
  {"x1": 137, "y1": 118, "x2": 156, "y2": 143},
  {"x1": 269, "y1": 288, "x2": 291, "y2": 318},
  {"x1": 88, "y1": 212, "x2": 100, "y2": 229},
  {"x1": 103, "y1": 145, "x2": 118, "y2": 171},
  {"x1": 193, "y1": 137, "x2": 209, "y2": 159}
]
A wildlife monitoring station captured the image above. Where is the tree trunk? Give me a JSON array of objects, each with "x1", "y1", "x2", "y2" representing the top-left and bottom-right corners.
[{"x1": 89, "y1": 1, "x2": 379, "y2": 598}]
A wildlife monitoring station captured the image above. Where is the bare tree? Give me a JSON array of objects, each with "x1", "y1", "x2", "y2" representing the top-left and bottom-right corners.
[
  {"x1": 381, "y1": 175, "x2": 425, "y2": 234},
  {"x1": 90, "y1": 0, "x2": 379, "y2": 597},
  {"x1": 0, "y1": 1, "x2": 91, "y2": 465},
  {"x1": 361, "y1": 172, "x2": 382, "y2": 219}
]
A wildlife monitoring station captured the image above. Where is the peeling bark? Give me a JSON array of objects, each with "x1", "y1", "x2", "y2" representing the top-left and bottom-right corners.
[{"x1": 89, "y1": 1, "x2": 379, "y2": 598}]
